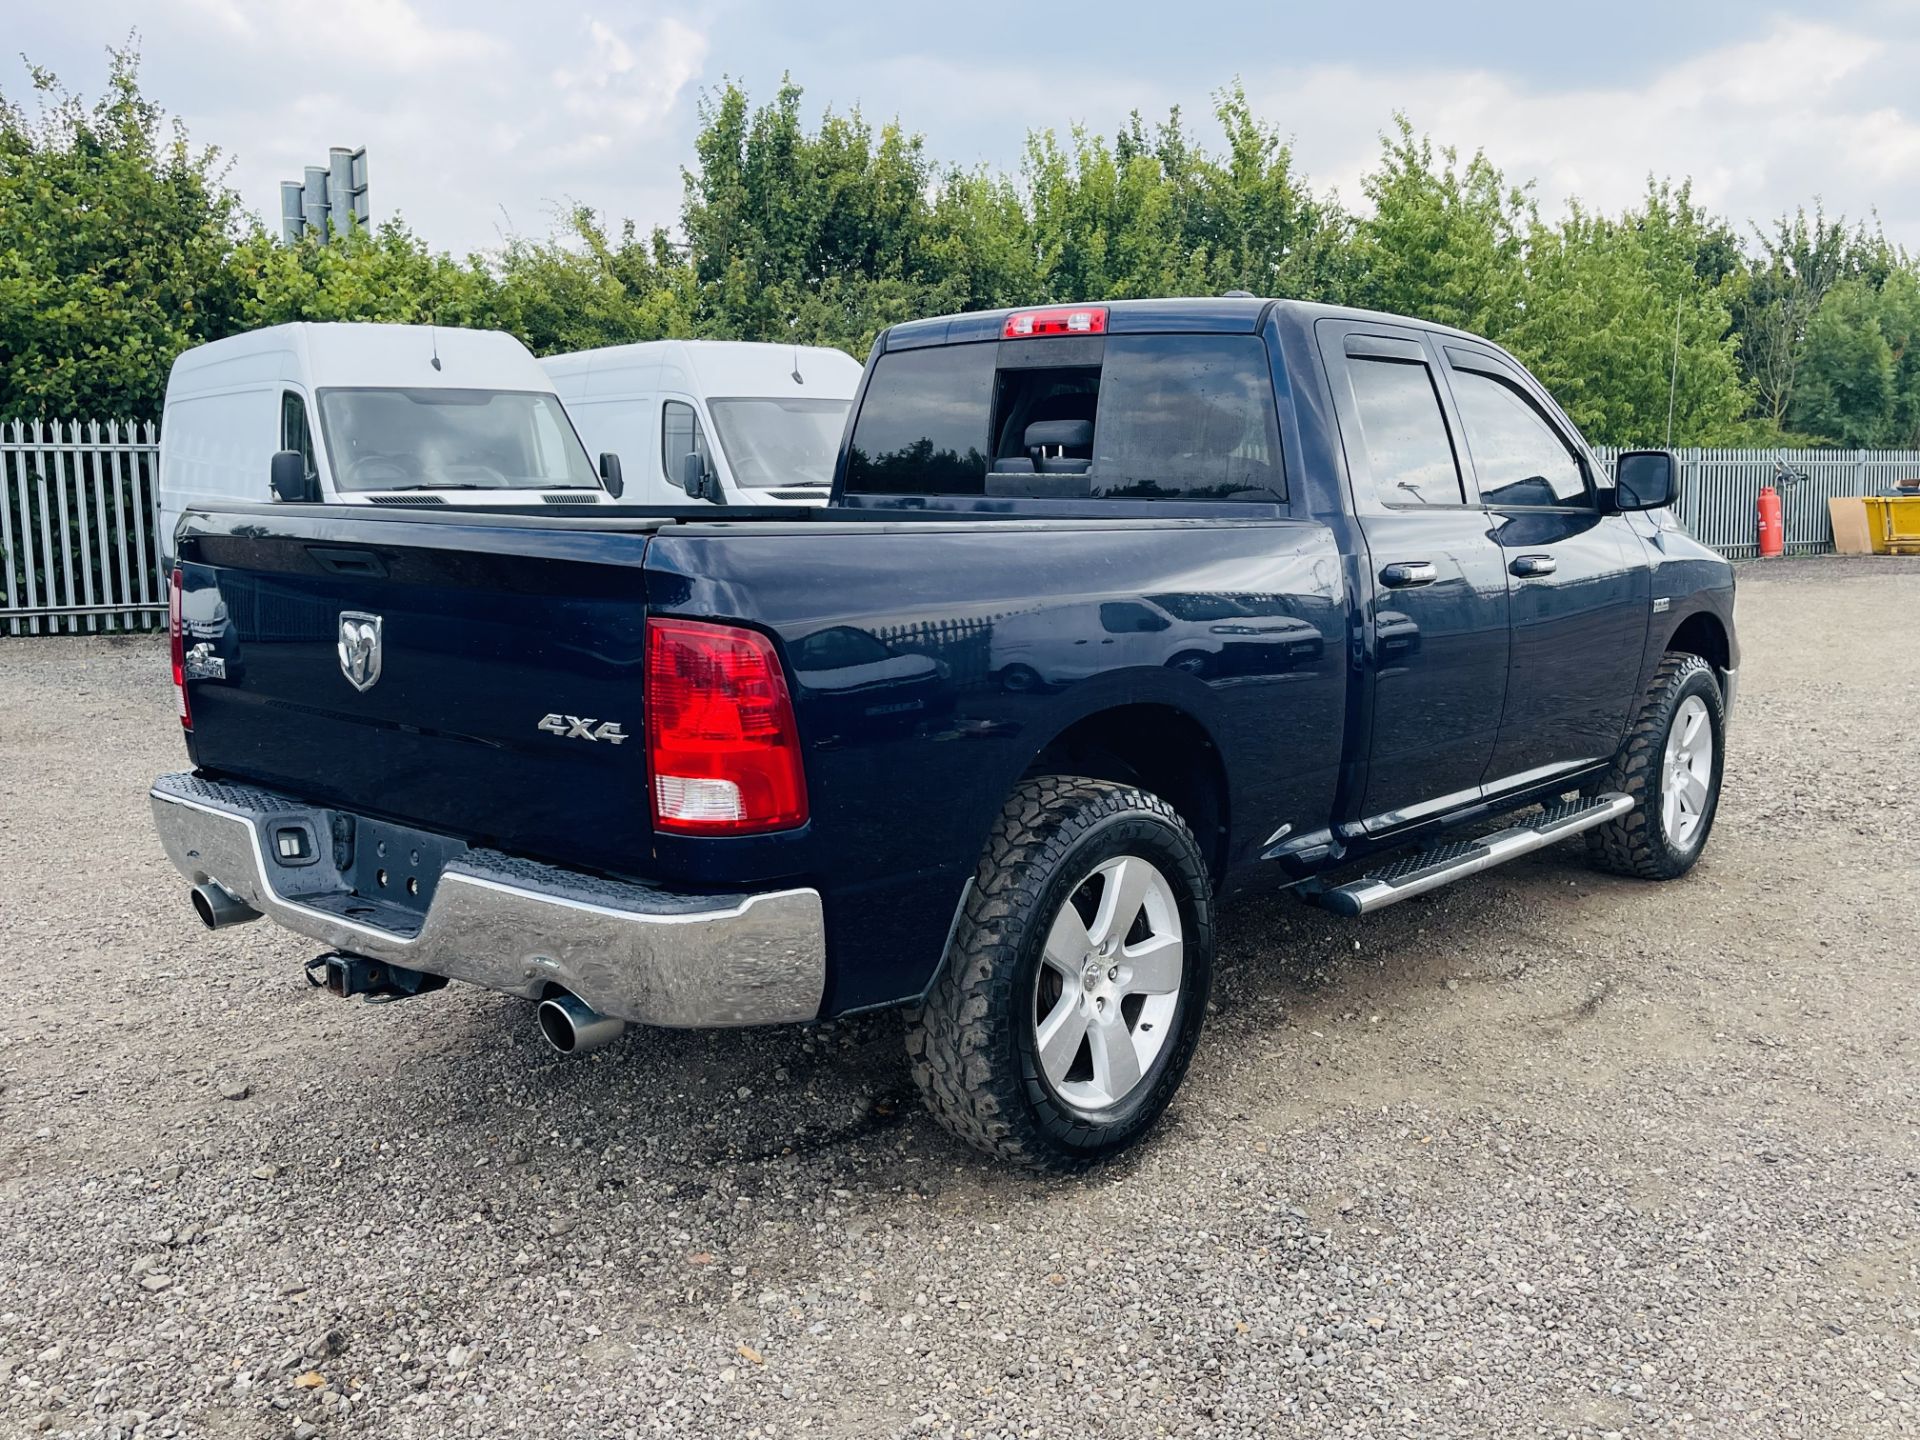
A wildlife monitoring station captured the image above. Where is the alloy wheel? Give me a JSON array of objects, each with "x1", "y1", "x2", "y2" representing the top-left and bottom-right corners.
[
  {"x1": 1032, "y1": 854, "x2": 1185, "y2": 1113},
  {"x1": 1661, "y1": 694, "x2": 1714, "y2": 849}
]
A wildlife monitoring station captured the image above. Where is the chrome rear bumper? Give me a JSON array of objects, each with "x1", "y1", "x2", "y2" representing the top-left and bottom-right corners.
[{"x1": 150, "y1": 772, "x2": 825, "y2": 1028}]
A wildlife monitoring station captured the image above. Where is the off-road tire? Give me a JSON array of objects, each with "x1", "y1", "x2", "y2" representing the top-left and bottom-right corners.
[
  {"x1": 1587, "y1": 653, "x2": 1726, "y2": 879},
  {"x1": 905, "y1": 776, "x2": 1213, "y2": 1171}
]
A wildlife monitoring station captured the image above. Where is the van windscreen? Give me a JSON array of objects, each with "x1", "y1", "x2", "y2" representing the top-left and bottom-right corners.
[
  {"x1": 707, "y1": 397, "x2": 850, "y2": 490},
  {"x1": 317, "y1": 388, "x2": 601, "y2": 492}
]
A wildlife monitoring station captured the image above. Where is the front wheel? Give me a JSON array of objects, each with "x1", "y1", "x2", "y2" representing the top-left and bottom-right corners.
[
  {"x1": 1588, "y1": 653, "x2": 1726, "y2": 879},
  {"x1": 906, "y1": 776, "x2": 1214, "y2": 1171}
]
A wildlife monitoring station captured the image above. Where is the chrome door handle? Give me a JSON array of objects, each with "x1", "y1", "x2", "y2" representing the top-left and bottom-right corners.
[
  {"x1": 1509, "y1": 554, "x2": 1557, "y2": 578},
  {"x1": 1380, "y1": 561, "x2": 1437, "y2": 588}
]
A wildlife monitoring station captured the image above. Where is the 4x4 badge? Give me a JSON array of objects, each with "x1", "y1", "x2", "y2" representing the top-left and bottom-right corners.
[
  {"x1": 538, "y1": 713, "x2": 628, "y2": 745},
  {"x1": 338, "y1": 612, "x2": 383, "y2": 692}
]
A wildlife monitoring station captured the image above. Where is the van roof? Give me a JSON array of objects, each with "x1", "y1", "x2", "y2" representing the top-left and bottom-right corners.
[
  {"x1": 165, "y1": 323, "x2": 552, "y2": 398},
  {"x1": 541, "y1": 340, "x2": 863, "y2": 400}
]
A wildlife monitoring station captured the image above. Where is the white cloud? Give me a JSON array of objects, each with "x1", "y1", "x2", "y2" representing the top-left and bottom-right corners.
[
  {"x1": 15, "y1": 6, "x2": 1920, "y2": 259},
  {"x1": 842, "y1": 17, "x2": 1920, "y2": 249},
  {"x1": 550, "y1": 15, "x2": 709, "y2": 159},
  {"x1": 177, "y1": 0, "x2": 503, "y2": 71},
  {"x1": 1239, "y1": 19, "x2": 1920, "y2": 240},
  {"x1": 140, "y1": 5, "x2": 711, "y2": 249}
]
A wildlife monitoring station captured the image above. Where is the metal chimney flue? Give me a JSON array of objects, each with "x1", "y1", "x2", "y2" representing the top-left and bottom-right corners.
[{"x1": 280, "y1": 147, "x2": 368, "y2": 244}]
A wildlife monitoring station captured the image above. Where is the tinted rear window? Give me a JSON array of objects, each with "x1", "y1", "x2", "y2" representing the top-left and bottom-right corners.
[
  {"x1": 1093, "y1": 336, "x2": 1282, "y2": 502},
  {"x1": 844, "y1": 332, "x2": 1283, "y2": 502},
  {"x1": 844, "y1": 345, "x2": 994, "y2": 495}
]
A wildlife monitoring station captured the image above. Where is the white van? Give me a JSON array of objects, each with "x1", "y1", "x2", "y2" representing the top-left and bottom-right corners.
[
  {"x1": 541, "y1": 340, "x2": 863, "y2": 507},
  {"x1": 158, "y1": 322, "x2": 620, "y2": 561}
]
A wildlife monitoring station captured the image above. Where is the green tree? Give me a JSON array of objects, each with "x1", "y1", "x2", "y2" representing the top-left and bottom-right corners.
[
  {"x1": 681, "y1": 79, "x2": 940, "y2": 350},
  {"x1": 1022, "y1": 121, "x2": 1212, "y2": 301},
  {"x1": 1792, "y1": 273, "x2": 1920, "y2": 446},
  {"x1": 20, "y1": 49, "x2": 1920, "y2": 456},
  {"x1": 918, "y1": 167, "x2": 1044, "y2": 314},
  {"x1": 1730, "y1": 208, "x2": 1893, "y2": 429},
  {"x1": 0, "y1": 46, "x2": 243, "y2": 418},
  {"x1": 229, "y1": 217, "x2": 500, "y2": 330},
  {"x1": 1510, "y1": 183, "x2": 1750, "y2": 446},
  {"x1": 1013, "y1": 90, "x2": 1350, "y2": 305},
  {"x1": 1194, "y1": 87, "x2": 1353, "y2": 302},
  {"x1": 1352, "y1": 116, "x2": 1531, "y2": 340},
  {"x1": 494, "y1": 206, "x2": 694, "y2": 355}
]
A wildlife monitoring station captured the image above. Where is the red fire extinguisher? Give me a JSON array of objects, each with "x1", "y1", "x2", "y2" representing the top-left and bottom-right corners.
[{"x1": 1757, "y1": 485, "x2": 1784, "y2": 557}]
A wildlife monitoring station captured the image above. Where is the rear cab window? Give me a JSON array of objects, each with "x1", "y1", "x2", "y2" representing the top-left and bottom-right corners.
[
  {"x1": 843, "y1": 346, "x2": 993, "y2": 495},
  {"x1": 844, "y1": 322, "x2": 1284, "y2": 506}
]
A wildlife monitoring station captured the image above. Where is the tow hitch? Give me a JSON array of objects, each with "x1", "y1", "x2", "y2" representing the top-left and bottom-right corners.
[{"x1": 305, "y1": 952, "x2": 447, "y2": 1001}]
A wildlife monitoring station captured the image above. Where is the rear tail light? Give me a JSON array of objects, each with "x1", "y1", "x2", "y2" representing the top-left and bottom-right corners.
[
  {"x1": 1003, "y1": 305, "x2": 1107, "y2": 339},
  {"x1": 169, "y1": 567, "x2": 190, "y2": 729},
  {"x1": 645, "y1": 617, "x2": 807, "y2": 835}
]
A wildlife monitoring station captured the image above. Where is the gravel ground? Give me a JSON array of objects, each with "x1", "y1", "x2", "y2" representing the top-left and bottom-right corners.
[{"x1": 2, "y1": 555, "x2": 1917, "y2": 1440}]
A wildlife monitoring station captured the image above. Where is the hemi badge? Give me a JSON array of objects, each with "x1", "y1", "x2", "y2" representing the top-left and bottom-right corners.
[{"x1": 1652, "y1": 597, "x2": 1671, "y2": 614}]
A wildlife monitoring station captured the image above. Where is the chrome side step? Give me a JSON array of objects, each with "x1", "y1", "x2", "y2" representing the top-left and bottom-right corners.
[{"x1": 1320, "y1": 792, "x2": 1633, "y2": 917}]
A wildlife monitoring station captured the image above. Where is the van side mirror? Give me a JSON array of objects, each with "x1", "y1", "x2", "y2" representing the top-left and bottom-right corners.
[
  {"x1": 598, "y1": 452, "x2": 624, "y2": 500},
  {"x1": 680, "y1": 450, "x2": 712, "y2": 501},
  {"x1": 1614, "y1": 450, "x2": 1677, "y2": 511},
  {"x1": 270, "y1": 450, "x2": 314, "y2": 503}
]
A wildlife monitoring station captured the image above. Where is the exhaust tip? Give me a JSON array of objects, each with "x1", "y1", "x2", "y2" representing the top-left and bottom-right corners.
[
  {"x1": 191, "y1": 881, "x2": 260, "y2": 930},
  {"x1": 536, "y1": 997, "x2": 575, "y2": 1052},
  {"x1": 537, "y1": 993, "x2": 625, "y2": 1056}
]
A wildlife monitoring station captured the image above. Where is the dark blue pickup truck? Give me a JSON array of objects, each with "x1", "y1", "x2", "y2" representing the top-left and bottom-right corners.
[{"x1": 154, "y1": 298, "x2": 1737, "y2": 1170}]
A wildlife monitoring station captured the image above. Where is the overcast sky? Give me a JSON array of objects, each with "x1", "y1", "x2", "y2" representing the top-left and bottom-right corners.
[{"x1": 12, "y1": 1, "x2": 1920, "y2": 257}]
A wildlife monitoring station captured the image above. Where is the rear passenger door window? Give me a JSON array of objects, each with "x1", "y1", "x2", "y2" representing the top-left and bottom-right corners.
[
  {"x1": 1342, "y1": 355, "x2": 1465, "y2": 506},
  {"x1": 1444, "y1": 360, "x2": 1590, "y2": 508}
]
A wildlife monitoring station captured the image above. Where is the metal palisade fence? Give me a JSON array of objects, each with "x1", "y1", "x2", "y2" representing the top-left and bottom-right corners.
[
  {"x1": 2, "y1": 420, "x2": 163, "y2": 636},
  {"x1": 3, "y1": 424, "x2": 1919, "y2": 637}
]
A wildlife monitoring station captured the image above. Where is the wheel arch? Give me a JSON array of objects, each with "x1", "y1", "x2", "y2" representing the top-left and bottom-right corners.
[
  {"x1": 1020, "y1": 700, "x2": 1231, "y2": 885},
  {"x1": 1663, "y1": 608, "x2": 1732, "y2": 686}
]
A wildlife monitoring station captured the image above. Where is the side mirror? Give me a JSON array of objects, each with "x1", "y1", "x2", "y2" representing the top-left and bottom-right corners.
[
  {"x1": 680, "y1": 450, "x2": 712, "y2": 502},
  {"x1": 270, "y1": 450, "x2": 314, "y2": 503},
  {"x1": 598, "y1": 452, "x2": 624, "y2": 500},
  {"x1": 1614, "y1": 450, "x2": 1677, "y2": 511}
]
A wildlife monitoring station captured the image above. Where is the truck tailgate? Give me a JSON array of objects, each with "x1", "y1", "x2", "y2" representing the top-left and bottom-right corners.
[{"x1": 176, "y1": 509, "x2": 664, "y2": 874}]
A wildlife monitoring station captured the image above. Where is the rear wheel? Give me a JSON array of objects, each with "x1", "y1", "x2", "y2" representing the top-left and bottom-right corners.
[
  {"x1": 999, "y1": 663, "x2": 1042, "y2": 694},
  {"x1": 906, "y1": 776, "x2": 1213, "y2": 1171},
  {"x1": 1588, "y1": 653, "x2": 1726, "y2": 879}
]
